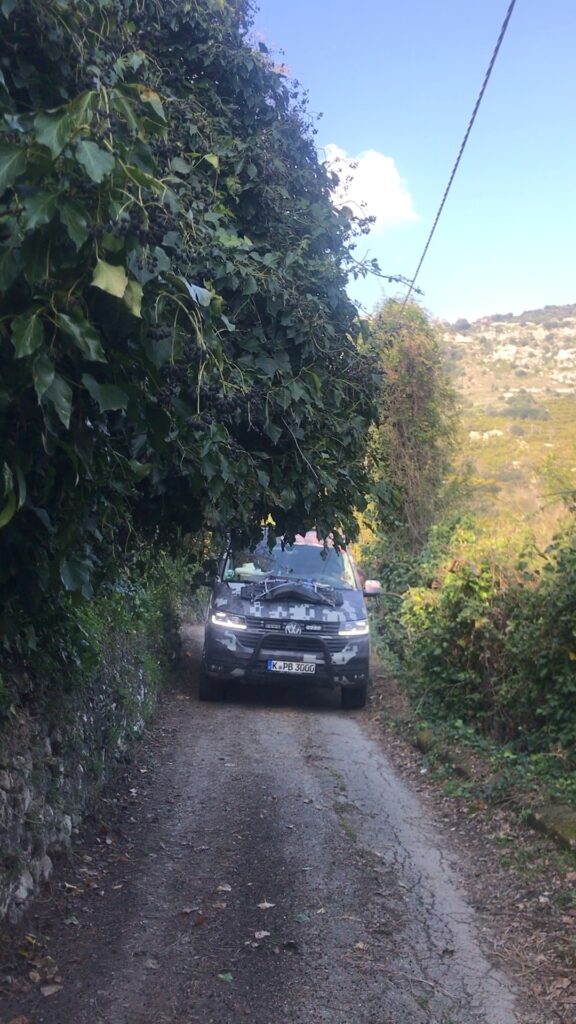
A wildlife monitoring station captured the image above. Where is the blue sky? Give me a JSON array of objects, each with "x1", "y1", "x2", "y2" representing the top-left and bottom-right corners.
[{"x1": 253, "y1": 0, "x2": 576, "y2": 323}]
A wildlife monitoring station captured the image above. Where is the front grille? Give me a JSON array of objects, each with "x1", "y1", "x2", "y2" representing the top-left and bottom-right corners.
[
  {"x1": 245, "y1": 617, "x2": 341, "y2": 636},
  {"x1": 242, "y1": 632, "x2": 348, "y2": 655}
]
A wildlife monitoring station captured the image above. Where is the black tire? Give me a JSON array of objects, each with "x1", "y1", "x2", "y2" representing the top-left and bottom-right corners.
[
  {"x1": 341, "y1": 683, "x2": 368, "y2": 710},
  {"x1": 199, "y1": 670, "x2": 225, "y2": 702}
]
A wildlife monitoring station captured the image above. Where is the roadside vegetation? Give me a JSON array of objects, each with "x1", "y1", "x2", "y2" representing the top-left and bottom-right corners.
[
  {"x1": 0, "y1": 0, "x2": 379, "y2": 711},
  {"x1": 362, "y1": 301, "x2": 576, "y2": 808},
  {"x1": 1, "y1": 0, "x2": 574, "y2": 831}
]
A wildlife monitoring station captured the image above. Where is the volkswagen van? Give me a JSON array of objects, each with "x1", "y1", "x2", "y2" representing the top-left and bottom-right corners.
[{"x1": 201, "y1": 532, "x2": 380, "y2": 708}]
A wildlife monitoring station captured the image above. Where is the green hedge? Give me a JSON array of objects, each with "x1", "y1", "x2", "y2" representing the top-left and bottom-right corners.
[
  {"x1": 394, "y1": 524, "x2": 576, "y2": 755},
  {"x1": 0, "y1": 0, "x2": 377, "y2": 658}
]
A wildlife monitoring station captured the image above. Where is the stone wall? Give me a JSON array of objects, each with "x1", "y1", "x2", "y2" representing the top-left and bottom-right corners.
[{"x1": 0, "y1": 655, "x2": 158, "y2": 922}]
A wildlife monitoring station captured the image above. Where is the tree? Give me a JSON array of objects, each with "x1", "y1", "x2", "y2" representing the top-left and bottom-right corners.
[
  {"x1": 0, "y1": 0, "x2": 378, "y2": 647},
  {"x1": 367, "y1": 300, "x2": 457, "y2": 552}
]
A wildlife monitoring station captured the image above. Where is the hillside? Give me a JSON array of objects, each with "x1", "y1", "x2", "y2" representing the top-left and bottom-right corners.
[{"x1": 441, "y1": 304, "x2": 576, "y2": 546}]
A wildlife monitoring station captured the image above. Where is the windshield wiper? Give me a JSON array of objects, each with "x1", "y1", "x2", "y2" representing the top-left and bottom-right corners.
[{"x1": 240, "y1": 577, "x2": 342, "y2": 607}]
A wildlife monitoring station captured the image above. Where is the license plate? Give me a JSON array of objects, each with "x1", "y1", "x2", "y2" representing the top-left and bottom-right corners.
[{"x1": 266, "y1": 660, "x2": 316, "y2": 674}]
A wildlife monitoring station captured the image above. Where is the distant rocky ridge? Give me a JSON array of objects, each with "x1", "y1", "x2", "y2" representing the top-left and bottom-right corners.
[
  {"x1": 440, "y1": 303, "x2": 576, "y2": 402},
  {"x1": 436, "y1": 303, "x2": 576, "y2": 536}
]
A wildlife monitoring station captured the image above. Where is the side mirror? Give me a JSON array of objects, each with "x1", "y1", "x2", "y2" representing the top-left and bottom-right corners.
[{"x1": 363, "y1": 580, "x2": 382, "y2": 597}]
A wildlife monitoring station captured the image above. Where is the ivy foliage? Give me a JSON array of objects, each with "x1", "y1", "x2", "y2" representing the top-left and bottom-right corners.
[
  {"x1": 366, "y1": 300, "x2": 457, "y2": 551},
  {"x1": 0, "y1": 0, "x2": 377, "y2": 646}
]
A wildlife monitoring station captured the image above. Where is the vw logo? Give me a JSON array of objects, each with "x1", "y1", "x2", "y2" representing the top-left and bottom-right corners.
[{"x1": 285, "y1": 622, "x2": 303, "y2": 635}]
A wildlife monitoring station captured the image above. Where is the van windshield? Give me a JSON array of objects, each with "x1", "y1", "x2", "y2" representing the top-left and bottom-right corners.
[{"x1": 223, "y1": 541, "x2": 357, "y2": 591}]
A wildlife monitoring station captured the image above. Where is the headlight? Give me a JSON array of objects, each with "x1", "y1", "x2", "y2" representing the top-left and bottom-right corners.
[
  {"x1": 210, "y1": 611, "x2": 247, "y2": 630},
  {"x1": 338, "y1": 619, "x2": 369, "y2": 637}
]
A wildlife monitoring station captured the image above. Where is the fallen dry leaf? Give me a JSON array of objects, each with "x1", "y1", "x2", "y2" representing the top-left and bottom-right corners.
[
  {"x1": 7, "y1": 1017, "x2": 33, "y2": 1024},
  {"x1": 41, "y1": 983, "x2": 63, "y2": 997},
  {"x1": 216, "y1": 883, "x2": 232, "y2": 892},
  {"x1": 257, "y1": 901, "x2": 275, "y2": 910},
  {"x1": 550, "y1": 977, "x2": 573, "y2": 993}
]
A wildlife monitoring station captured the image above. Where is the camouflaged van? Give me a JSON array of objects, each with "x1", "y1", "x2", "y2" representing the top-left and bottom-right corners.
[{"x1": 200, "y1": 532, "x2": 381, "y2": 708}]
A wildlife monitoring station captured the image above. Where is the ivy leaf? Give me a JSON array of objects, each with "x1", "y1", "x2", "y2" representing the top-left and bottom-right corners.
[
  {"x1": 35, "y1": 94, "x2": 95, "y2": 158},
  {"x1": 22, "y1": 191, "x2": 58, "y2": 231},
  {"x1": 44, "y1": 374, "x2": 73, "y2": 429},
  {"x1": 59, "y1": 199, "x2": 90, "y2": 249},
  {"x1": 82, "y1": 373, "x2": 128, "y2": 411},
  {"x1": 58, "y1": 311, "x2": 106, "y2": 361},
  {"x1": 34, "y1": 111, "x2": 74, "y2": 159},
  {"x1": 122, "y1": 163, "x2": 165, "y2": 193},
  {"x1": 0, "y1": 247, "x2": 21, "y2": 289},
  {"x1": 14, "y1": 466, "x2": 26, "y2": 509},
  {"x1": 126, "y1": 50, "x2": 146, "y2": 71},
  {"x1": 135, "y1": 84, "x2": 166, "y2": 121},
  {"x1": 171, "y1": 156, "x2": 192, "y2": 175},
  {"x1": 128, "y1": 459, "x2": 151, "y2": 480},
  {"x1": 32, "y1": 506, "x2": 53, "y2": 532},
  {"x1": 75, "y1": 140, "x2": 115, "y2": 183},
  {"x1": 32, "y1": 351, "x2": 55, "y2": 400},
  {"x1": 1, "y1": 0, "x2": 19, "y2": 17},
  {"x1": 122, "y1": 280, "x2": 143, "y2": 318},
  {"x1": 11, "y1": 310, "x2": 44, "y2": 358},
  {"x1": 91, "y1": 259, "x2": 128, "y2": 298},
  {"x1": 264, "y1": 422, "x2": 282, "y2": 444},
  {"x1": 110, "y1": 88, "x2": 140, "y2": 134},
  {"x1": 152, "y1": 246, "x2": 171, "y2": 273},
  {"x1": 1, "y1": 462, "x2": 13, "y2": 495},
  {"x1": 60, "y1": 556, "x2": 93, "y2": 599},
  {"x1": 179, "y1": 277, "x2": 213, "y2": 307},
  {"x1": 0, "y1": 142, "x2": 26, "y2": 193},
  {"x1": 0, "y1": 491, "x2": 16, "y2": 530}
]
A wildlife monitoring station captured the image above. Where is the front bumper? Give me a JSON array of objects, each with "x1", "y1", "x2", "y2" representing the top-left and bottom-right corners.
[{"x1": 204, "y1": 623, "x2": 370, "y2": 689}]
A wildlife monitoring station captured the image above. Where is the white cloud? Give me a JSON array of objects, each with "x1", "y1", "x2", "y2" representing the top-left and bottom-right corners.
[{"x1": 323, "y1": 143, "x2": 419, "y2": 231}]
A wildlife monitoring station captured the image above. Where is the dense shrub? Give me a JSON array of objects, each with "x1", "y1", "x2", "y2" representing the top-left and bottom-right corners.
[
  {"x1": 0, "y1": 0, "x2": 378, "y2": 658},
  {"x1": 502, "y1": 395, "x2": 550, "y2": 420},
  {"x1": 366, "y1": 301, "x2": 457, "y2": 552},
  {"x1": 397, "y1": 523, "x2": 576, "y2": 755},
  {"x1": 0, "y1": 540, "x2": 202, "y2": 716}
]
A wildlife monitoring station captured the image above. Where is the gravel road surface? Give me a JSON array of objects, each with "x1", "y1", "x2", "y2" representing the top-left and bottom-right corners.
[{"x1": 0, "y1": 624, "x2": 526, "y2": 1024}]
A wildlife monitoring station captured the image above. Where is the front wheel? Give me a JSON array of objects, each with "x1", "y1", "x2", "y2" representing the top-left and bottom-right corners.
[{"x1": 341, "y1": 683, "x2": 368, "y2": 710}]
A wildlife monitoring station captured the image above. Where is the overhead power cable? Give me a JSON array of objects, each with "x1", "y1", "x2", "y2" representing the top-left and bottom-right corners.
[{"x1": 401, "y1": 0, "x2": 519, "y2": 311}]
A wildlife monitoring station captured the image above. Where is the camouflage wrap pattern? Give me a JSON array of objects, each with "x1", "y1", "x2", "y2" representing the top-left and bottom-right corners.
[{"x1": 205, "y1": 581, "x2": 370, "y2": 685}]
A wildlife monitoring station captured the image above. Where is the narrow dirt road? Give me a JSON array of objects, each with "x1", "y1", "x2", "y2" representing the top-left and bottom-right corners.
[{"x1": 1, "y1": 624, "x2": 532, "y2": 1024}]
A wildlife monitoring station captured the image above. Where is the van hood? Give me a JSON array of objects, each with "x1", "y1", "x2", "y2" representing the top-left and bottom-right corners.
[{"x1": 211, "y1": 580, "x2": 366, "y2": 623}]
